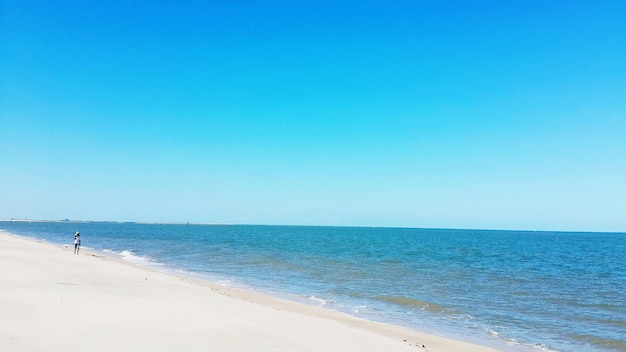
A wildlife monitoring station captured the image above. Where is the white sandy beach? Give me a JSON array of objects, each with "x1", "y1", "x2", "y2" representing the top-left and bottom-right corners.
[{"x1": 0, "y1": 232, "x2": 500, "y2": 352}]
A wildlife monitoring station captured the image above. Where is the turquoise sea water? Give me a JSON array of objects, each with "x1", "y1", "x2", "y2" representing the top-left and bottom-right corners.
[{"x1": 2, "y1": 221, "x2": 624, "y2": 352}]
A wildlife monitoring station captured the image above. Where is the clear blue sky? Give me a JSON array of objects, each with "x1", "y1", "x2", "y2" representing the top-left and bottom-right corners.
[{"x1": 1, "y1": 1, "x2": 625, "y2": 231}]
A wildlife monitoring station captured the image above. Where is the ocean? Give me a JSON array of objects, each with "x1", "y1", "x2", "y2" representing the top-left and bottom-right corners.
[{"x1": 1, "y1": 221, "x2": 624, "y2": 352}]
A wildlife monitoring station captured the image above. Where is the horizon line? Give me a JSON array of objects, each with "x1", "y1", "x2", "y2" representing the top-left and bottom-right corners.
[{"x1": 1, "y1": 218, "x2": 624, "y2": 235}]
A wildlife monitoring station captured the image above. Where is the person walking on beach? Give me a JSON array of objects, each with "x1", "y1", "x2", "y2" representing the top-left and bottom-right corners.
[{"x1": 74, "y1": 232, "x2": 81, "y2": 255}]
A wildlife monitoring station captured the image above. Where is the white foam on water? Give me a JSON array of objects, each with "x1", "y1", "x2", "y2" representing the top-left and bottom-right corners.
[
  {"x1": 309, "y1": 295, "x2": 335, "y2": 307},
  {"x1": 352, "y1": 305, "x2": 369, "y2": 314},
  {"x1": 102, "y1": 249, "x2": 163, "y2": 268}
]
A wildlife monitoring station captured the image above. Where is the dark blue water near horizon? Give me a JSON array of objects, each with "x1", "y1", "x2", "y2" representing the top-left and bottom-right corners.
[{"x1": 2, "y1": 221, "x2": 625, "y2": 352}]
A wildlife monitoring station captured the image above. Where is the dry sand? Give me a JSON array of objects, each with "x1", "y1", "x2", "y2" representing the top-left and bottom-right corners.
[{"x1": 0, "y1": 232, "x2": 501, "y2": 352}]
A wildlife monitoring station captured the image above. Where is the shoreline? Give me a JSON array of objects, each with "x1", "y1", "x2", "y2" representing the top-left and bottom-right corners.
[{"x1": 0, "y1": 231, "x2": 501, "y2": 352}]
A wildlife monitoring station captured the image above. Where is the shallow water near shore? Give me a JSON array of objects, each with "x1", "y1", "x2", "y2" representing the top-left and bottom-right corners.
[{"x1": 2, "y1": 221, "x2": 625, "y2": 352}]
